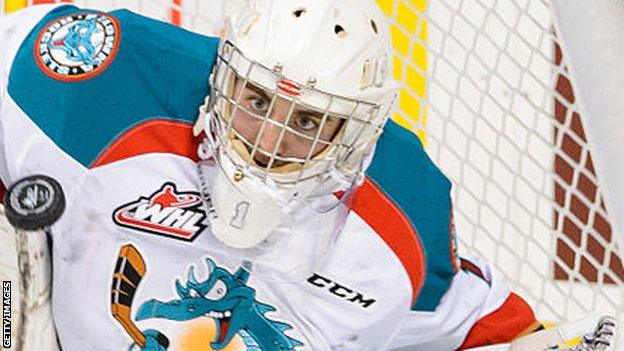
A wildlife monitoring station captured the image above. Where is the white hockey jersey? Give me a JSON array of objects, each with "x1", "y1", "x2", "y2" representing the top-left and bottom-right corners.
[{"x1": 0, "y1": 5, "x2": 539, "y2": 351}]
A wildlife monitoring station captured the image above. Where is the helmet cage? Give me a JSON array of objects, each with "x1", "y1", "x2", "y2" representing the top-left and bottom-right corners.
[{"x1": 207, "y1": 40, "x2": 392, "y2": 189}]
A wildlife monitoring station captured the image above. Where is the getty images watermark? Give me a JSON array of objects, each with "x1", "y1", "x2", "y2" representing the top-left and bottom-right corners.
[{"x1": 2, "y1": 281, "x2": 10, "y2": 349}]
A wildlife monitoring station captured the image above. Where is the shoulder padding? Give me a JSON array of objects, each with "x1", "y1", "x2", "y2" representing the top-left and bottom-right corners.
[
  {"x1": 7, "y1": 5, "x2": 219, "y2": 167},
  {"x1": 364, "y1": 120, "x2": 457, "y2": 311}
]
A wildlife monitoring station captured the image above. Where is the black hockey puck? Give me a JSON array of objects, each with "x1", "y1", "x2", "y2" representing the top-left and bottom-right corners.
[{"x1": 4, "y1": 175, "x2": 65, "y2": 231}]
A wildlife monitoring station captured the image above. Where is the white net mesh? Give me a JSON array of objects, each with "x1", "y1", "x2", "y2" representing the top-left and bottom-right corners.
[
  {"x1": 67, "y1": 0, "x2": 241, "y2": 36},
  {"x1": 2, "y1": 0, "x2": 623, "y2": 348},
  {"x1": 421, "y1": 0, "x2": 624, "y2": 328}
]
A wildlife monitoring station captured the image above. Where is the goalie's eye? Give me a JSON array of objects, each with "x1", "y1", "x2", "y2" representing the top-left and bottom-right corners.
[
  {"x1": 206, "y1": 279, "x2": 227, "y2": 300},
  {"x1": 249, "y1": 96, "x2": 270, "y2": 113},
  {"x1": 293, "y1": 115, "x2": 319, "y2": 131}
]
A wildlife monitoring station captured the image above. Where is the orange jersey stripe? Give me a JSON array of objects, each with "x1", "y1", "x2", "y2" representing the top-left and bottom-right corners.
[
  {"x1": 91, "y1": 119, "x2": 200, "y2": 168},
  {"x1": 459, "y1": 292, "x2": 539, "y2": 349},
  {"x1": 351, "y1": 177, "x2": 426, "y2": 304}
]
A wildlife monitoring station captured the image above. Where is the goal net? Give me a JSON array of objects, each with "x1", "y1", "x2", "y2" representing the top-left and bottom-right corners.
[{"x1": 2, "y1": 0, "x2": 623, "y2": 348}]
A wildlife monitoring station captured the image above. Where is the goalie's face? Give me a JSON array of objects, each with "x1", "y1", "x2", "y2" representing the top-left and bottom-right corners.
[
  {"x1": 198, "y1": 0, "x2": 397, "y2": 250},
  {"x1": 228, "y1": 78, "x2": 344, "y2": 170}
]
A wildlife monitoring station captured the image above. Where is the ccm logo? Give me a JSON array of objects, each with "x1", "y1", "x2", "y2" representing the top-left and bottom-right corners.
[{"x1": 307, "y1": 273, "x2": 376, "y2": 309}]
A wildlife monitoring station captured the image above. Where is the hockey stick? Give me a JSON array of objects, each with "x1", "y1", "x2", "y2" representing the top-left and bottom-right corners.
[
  {"x1": 466, "y1": 315, "x2": 617, "y2": 351},
  {"x1": 110, "y1": 244, "x2": 148, "y2": 348},
  {"x1": 510, "y1": 315, "x2": 616, "y2": 351},
  {"x1": 0, "y1": 175, "x2": 65, "y2": 351},
  {"x1": 0, "y1": 216, "x2": 59, "y2": 351}
]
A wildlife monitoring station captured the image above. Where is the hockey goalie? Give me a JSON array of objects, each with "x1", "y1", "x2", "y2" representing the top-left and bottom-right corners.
[{"x1": 0, "y1": 0, "x2": 617, "y2": 350}]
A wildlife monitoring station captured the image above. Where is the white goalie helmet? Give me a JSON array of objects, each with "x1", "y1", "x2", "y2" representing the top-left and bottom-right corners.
[{"x1": 197, "y1": 0, "x2": 397, "y2": 249}]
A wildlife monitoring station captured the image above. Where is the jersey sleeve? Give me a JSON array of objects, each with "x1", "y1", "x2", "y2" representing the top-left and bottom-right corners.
[
  {"x1": 0, "y1": 4, "x2": 75, "y2": 187},
  {"x1": 387, "y1": 254, "x2": 540, "y2": 350},
  {"x1": 367, "y1": 123, "x2": 539, "y2": 350},
  {"x1": 366, "y1": 120, "x2": 459, "y2": 310}
]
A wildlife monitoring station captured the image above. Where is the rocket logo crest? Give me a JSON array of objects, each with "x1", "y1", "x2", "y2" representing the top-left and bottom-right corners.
[{"x1": 113, "y1": 183, "x2": 207, "y2": 241}]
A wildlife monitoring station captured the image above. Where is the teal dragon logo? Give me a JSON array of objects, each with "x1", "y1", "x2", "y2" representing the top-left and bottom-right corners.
[{"x1": 132, "y1": 259, "x2": 303, "y2": 351}]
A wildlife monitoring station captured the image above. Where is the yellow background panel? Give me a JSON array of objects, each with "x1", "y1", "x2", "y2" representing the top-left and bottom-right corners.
[
  {"x1": 376, "y1": 0, "x2": 428, "y2": 146},
  {"x1": 406, "y1": 64, "x2": 426, "y2": 98},
  {"x1": 407, "y1": 0, "x2": 427, "y2": 13},
  {"x1": 397, "y1": 1, "x2": 419, "y2": 34},
  {"x1": 390, "y1": 24, "x2": 410, "y2": 57},
  {"x1": 413, "y1": 42, "x2": 427, "y2": 70},
  {"x1": 4, "y1": 0, "x2": 28, "y2": 13},
  {"x1": 376, "y1": 0, "x2": 394, "y2": 16}
]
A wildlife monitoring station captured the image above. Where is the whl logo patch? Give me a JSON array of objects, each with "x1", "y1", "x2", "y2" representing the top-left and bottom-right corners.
[{"x1": 113, "y1": 183, "x2": 207, "y2": 241}]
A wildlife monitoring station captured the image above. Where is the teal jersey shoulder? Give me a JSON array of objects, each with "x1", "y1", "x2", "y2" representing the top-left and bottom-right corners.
[
  {"x1": 366, "y1": 120, "x2": 456, "y2": 311},
  {"x1": 8, "y1": 5, "x2": 219, "y2": 167}
]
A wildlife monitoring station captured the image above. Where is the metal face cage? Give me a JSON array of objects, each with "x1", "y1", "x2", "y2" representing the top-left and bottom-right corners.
[{"x1": 207, "y1": 40, "x2": 388, "y2": 188}]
